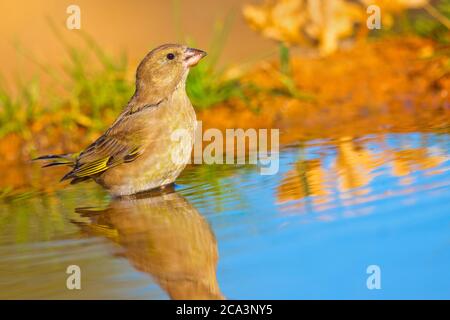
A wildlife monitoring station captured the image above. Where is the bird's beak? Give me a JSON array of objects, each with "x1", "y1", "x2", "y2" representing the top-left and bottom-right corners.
[{"x1": 184, "y1": 47, "x2": 207, "y2": 67}]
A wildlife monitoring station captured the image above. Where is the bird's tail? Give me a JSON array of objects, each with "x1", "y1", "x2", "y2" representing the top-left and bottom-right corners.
[
  {"x1": 33, "y1": 153, "x2": 77, "y2": 168},
  {"x1": 33, "y1": 153, "x2": 91, "y2": 185}
]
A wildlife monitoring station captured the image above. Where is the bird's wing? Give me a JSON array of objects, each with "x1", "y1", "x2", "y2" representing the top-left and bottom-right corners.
[{"x1": 61, "y1": 108, "x2": 153, "y2": 182}]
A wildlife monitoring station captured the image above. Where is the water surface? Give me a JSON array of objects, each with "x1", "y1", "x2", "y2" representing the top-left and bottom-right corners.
[{"x1": 0, "y1": 132, "x2": 449, "y2": 299}]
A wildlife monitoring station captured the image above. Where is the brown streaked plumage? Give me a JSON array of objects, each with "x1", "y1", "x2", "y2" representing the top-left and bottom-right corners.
[{"x1": 34, "y1": 44, "x2": 206, "y2": 196}]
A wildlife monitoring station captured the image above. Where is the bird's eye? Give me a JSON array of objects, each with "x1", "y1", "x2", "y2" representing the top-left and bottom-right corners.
[{"x1": 166, "y1": 53, "x2": 175, "y2": 60}]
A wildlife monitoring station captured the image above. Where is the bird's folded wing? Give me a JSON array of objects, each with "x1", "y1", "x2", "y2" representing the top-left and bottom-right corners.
[{"x1": 62, "y1": 118, "x2": 145, "y2": 180}]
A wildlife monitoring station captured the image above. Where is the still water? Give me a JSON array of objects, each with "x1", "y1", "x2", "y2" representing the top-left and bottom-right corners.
[{"x1": 0, "y1": 132, "x2": 449, "y2": 299}]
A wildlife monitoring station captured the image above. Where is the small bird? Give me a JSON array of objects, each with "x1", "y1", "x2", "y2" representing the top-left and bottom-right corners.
[{"x1": 34, "y1": 44, "x2": 206, "y2": 196}]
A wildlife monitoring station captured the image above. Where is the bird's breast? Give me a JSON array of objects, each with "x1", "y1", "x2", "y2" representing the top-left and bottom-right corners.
[{"x1": 101, "y1": 89, "x2": 197, "y2": 196}]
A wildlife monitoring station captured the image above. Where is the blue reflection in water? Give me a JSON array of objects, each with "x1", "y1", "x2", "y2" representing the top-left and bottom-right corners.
[
  {"x1": 177, "y1": 133, "x2": 450, "y2": 299},
  {"x1": 0, "y1": 132, "x2": 449, "y2": 299}
]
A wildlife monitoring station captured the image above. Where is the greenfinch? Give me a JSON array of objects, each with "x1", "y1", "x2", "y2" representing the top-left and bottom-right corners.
[{"x1": 35, "y1": 44, "x2": 206, "y2": 196}]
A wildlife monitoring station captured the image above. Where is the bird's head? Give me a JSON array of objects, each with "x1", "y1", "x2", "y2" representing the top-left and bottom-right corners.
[{"x1": 135, "y1": 44, "x2": 207, "y2": 101}]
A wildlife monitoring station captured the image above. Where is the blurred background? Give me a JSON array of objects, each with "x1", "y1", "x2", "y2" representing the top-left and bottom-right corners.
[
  {"x1": 0, "y1": 0, "x2": 272, "y2": 84},
  {"x1": 0, "y1": 0, "x2": 449, "y2": 299}
]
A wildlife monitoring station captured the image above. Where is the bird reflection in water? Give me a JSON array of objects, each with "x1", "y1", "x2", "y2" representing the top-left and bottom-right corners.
[{"x1": 74, "y1": 187, "x2": 224, "y2": 299}]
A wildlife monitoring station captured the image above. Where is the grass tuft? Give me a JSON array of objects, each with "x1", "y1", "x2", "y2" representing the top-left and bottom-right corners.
[{"x1": 0, "y1": 17, "x2": 246, "y2": 141}]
